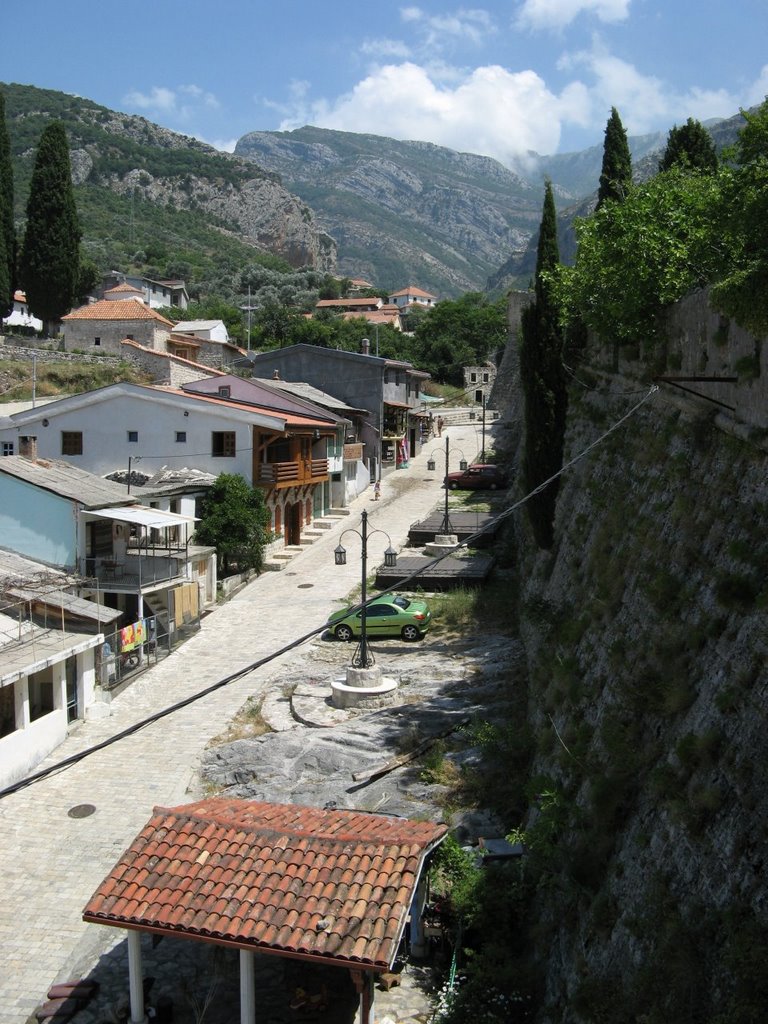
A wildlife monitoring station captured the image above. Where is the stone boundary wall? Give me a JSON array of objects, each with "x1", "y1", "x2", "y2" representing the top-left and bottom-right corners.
[{"x1": 0, "y1": 339, "x2": 135, "y2": 368}]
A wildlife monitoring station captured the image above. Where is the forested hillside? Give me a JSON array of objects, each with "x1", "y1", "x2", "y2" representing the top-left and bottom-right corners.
[{"x1": 1, "y1": 82, "x2": 335, "y2": 299}]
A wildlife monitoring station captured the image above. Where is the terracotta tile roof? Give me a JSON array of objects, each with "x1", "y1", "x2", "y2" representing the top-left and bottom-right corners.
[
  {"x1": 62, "y1": 299, "x2": 175, "y2": 327},
  {"x1": 83, "y1": 799, "x2": 447, "y2": 969},
  {"x1": 104, "y1": 283, "x2": 143, "y2": 295},
  {"x1": 389, "y1": 287, "x2": 437, "y2": 299},
  {"x1": 315, "y1": 297, "x2": 383, "y2": 309}
]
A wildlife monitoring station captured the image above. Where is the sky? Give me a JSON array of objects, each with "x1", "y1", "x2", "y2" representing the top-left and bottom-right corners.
[{"x1": 6, "y1": 0, "x2": 768, "y2": 169}]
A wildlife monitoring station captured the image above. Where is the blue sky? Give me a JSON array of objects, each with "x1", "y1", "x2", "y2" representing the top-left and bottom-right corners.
[{"x1": 7, "y1": 0, "x2": 768, "y2": 167}]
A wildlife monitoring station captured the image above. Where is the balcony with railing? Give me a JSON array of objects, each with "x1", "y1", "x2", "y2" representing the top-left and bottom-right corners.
[
  {"x1": 256, "y1": 458, "x2": 329, "y2": 488},
  {"x1": 82, "y1": 549, "x2": 188, "y2": 593}
]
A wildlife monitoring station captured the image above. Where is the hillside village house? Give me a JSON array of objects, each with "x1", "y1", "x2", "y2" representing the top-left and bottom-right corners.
[
  {"x1": 1, "y1": 289, "x2": 43, "y2": 334},
  {"x1": 254, "y1": 373, "x2": 372, "y2": 504},
  {"x1": 100, "y1": 272, "x2": 189, "y2": 310},
  {"x1": 168, "y1": 319, "x2": 245, "y2": 368},
  {"x1": 0, "y1": 549, "x2": 120, "y2": 791},
  {"x1": 61, "y1": 295, "x2": 174, "y2": 354},
  {"x1": 0, "y1": 376, "x2": 346, "y2": 548},
  {"x1": 0, "y1": 449, "x2": 213, "y2": 651},
  {"x1": 463, "y1": 362, "x2": 497, "y2": 404},
  {"x1": 387, "y1": 285, "x2": 438, "y2": 310},
  {"x1": 246, "y1": 342, "x2": 431, "y2": 481}
]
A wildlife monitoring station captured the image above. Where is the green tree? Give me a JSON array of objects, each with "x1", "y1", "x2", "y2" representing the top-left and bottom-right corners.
[
  {"x1": 0, "y1": 92, "x2": 15, "y2": 317},
  {"x1": 410, "y1": 292, "x2": 507, "y2": 384},
  {"x1": 659, "y1": 118, "x2": 718, "y2": 174},
  {"x1": 710, "y1": 98, "x2": 768, "y2": 336},
  {"x1": 19, "y1": 121, "x2": 81, "y2": 331},
  {"x1": 597, "y1": 107, "x2": 632, "y2": 208},
  {"x1": 195, "y1": 473, "x2": 271, "y2": 575},
  {"x1": 520, "y1": 181, "x2": 568, "y2": 549},
  {"x1": 563, "y1": 167, "x2": 724, "y2": 346}
]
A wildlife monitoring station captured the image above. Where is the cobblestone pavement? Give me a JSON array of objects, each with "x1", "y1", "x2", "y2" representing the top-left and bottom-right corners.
[{"x1": 0, "y1": 422, "x2": 487, "y2": 1024}]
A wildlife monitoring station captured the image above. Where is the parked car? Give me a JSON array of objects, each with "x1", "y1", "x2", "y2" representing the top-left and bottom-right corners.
[
  {"x1": 444, "y1": 464, "x2": 506, "y2": 490},
  {"x1": 327, "y1": 594, "x2": 432, "y2": 642}
]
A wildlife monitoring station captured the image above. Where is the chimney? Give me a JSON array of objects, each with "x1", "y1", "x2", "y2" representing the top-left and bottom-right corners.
[
  {"x1": 19, "y1": 435, "x2": 38, "y2": 461},
  {"x1": 272, "y1": 369, "x2": 281, "y2": 380},
  {"x1": 361, "y1": 337, "x2": 370, "y2": 356}
]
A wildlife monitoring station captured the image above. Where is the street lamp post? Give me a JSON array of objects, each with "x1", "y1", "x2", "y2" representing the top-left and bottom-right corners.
[
  {"x1": 426, "y1": 437, "x2": 467, "y2": 535},
  {"x1": 334, "y1": 510, "x2": 397, "y2": 668}
]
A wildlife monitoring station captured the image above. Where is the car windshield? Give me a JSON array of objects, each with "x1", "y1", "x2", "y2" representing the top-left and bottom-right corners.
[{"x1": 393, "y1": 596, "x2": 410, "y2": 609}]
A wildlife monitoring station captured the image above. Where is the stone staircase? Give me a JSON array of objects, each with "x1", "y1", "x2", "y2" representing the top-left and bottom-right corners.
[{"x1": 262, "y1": 509, "x2": 352, "y2": 571}]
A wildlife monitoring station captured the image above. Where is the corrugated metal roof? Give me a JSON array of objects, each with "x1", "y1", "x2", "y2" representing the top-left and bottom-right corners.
[
  {"x1": 83, "y1": 506, "x2": 197, "y2": 528},
  {"x1": 0, "y1": 458, "x2": 134, "y2": 509}
]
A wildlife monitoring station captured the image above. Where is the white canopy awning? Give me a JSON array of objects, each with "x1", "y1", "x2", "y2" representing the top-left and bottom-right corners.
[{"x1": 82, "y1": 506, "x2": 197, "y2": 529}]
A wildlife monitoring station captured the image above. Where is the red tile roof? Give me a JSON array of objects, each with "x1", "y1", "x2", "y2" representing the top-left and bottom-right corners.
[
  {"x1": 83, "y1": 799, "x2": 447, "y2": 969},
  {"x1": 62, "y1": 299, "x2": 175, "y2": 326},
  {"x1": 388, "y1": 287, "x2": 437, "y2": 299}
]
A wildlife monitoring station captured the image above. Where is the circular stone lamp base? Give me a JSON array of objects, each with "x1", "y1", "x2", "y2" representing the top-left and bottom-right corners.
[
  {"x1": 331, "y1": 665, "x2": 399, "y2": 709},
  {"x1": 424, "y1": 533, "x2": 459, "y2": 556}
]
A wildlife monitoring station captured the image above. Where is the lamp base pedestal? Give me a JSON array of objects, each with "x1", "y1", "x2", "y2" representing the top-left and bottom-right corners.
[
  {"x1": 424, "y1": 533, "x2": 459, "y2": 556},
  {"x1": 332, "y1": 666, "x2": 398, "y2": 709}
]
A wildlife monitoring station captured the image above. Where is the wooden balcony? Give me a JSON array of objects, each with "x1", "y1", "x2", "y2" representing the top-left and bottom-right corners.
[{"x1": 256, "y1": 459, "x2": 329, "y2": 488}]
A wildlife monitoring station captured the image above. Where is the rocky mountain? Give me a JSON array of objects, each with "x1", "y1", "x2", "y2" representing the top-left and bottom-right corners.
[
  {"x1": 235, "y1": 126, "x2": 542, "y2": 296},
  {"x1": 2, "y1": 83, "x2": 336, "y2": 286}
]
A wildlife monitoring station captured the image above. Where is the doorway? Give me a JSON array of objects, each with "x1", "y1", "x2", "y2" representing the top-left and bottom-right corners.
[{"x1": 286, "y1": 502, "x2": 302, "y2": 546}]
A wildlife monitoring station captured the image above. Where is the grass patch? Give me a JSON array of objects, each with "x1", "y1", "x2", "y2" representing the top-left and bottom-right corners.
[{"x1": 208, "y1": 695, "x2": 272, "y2": 745}]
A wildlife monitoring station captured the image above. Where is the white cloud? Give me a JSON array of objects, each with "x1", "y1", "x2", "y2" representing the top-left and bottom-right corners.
[
  {"x1": 362, "y1": 37, "x2": 412, "y2": 59},
  {"x1": 515, "y1": 0, "x2": 631, "y2": 31},
  {"x1": 279, "y1": 62, "x2": 567, "y2": 165},
  {"x1": 562, "y1": 39, "x2": 750, "y2": 136},
  {"x1": 399, "y1": 5, "x2": 496, "y2": 48},
  {"x1": 125, "y1": 86, "x2": 178, "y2": 113},
  {"x1": 745, "y1": 64, "x2": 768, "y2": 107},
  {"x1": 123, "y1": 84, "x2": 220, "y2": 122}
]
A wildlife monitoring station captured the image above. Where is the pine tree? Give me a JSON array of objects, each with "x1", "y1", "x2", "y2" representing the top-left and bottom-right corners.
[
  {"x1": 20, "y1": 121, "x2": 81, "y2": 331},
  {"x1": 0, "y1": 92, "x2": 15, "y2": 318},
  {"x1": 520, "y1": 181, "x2": 568, "y2": 549},
  {"x1": 597, "y1": 107, "x2": 632, "y2": 208},
  {"x1": 659, "y1": 118, "x2": 718, "y2": 174}
]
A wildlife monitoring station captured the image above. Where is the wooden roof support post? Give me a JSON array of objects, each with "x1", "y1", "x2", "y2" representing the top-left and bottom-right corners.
[{"x1": 350, "y1": 968, "x2": 375, "y2": 1024}]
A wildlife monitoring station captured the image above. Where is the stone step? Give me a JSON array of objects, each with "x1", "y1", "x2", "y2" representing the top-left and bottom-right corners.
[
  {"x1": 327, "y1": 507, "x2": 352, "y2": 516},
  {"x1": 262, "y1": 561, "x2": 287, "y2": 572}
]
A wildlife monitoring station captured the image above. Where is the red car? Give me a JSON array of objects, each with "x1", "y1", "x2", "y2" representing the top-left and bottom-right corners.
[{"x1": 444, "y1": 464, "x2": 506, "y2": 490}]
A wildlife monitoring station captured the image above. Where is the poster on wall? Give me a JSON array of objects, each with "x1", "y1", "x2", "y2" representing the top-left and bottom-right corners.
[{"x1": 120, "y1": 619, "x2": 146, "y2": 652}]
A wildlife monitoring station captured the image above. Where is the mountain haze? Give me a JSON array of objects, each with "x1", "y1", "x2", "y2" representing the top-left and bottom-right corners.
[{"x1": 236, "y1": 126, "x2": 543, "y2": 296}]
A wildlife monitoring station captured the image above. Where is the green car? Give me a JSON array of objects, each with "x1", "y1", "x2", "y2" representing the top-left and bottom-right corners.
[{"x1": 327, "y1": 594, "x2": 431, "y2": 642}]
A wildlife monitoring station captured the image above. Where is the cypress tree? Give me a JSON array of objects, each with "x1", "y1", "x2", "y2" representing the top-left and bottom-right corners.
[
  {"x1": 597, "y1": 107, "x2": 632, "y2": 208},
  {"x1": 0, "y1": 92, "x2": 15, "y2": 318},
  {"x1": 20, "y1": 121, "x2": 81, "y2": 331},
  {"x1": 520, "y1": 181, "x2": 568, "y2": 549},
  {"x1": 659, "y1": 117, "x2": 718, "y2": 173}
]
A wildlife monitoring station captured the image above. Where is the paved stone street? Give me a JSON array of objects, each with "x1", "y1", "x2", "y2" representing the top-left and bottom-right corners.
[{"x1": 0, "y1": 422, "x2": 488, "y2": 1024}]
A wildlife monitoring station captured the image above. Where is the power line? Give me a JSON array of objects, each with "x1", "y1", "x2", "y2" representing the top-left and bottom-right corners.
[{"x1": 0, "y1": 385, "x2": 659, "y2": 801}]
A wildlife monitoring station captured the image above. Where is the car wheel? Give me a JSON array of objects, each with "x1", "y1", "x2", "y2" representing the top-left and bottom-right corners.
[
  {"x1": 449, "y1": 481, "x2": 459, "y2": 490},
  {"x1": 335, "y1": 624, "x2": 354, "y2": 642},
  {"x1": 401, "y1": 624, "x2": 422, "y2": 641}
]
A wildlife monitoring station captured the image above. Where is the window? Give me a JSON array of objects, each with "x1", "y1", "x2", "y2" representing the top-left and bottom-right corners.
[
  {"x1": 470, "y1": 372, "x2": 477, "y2": 383},
  {"x1": 127, "y1": 430, "x2": 139, "y2": 443},
  {"x1": 175, "y1": 431, "x2": 187, "y2": 443},
  {"x1": 61, "y1": 431, "x2": 83, "y2": 456},
  {"x1": 483, "y1": 373, "x2": 489, "y2": 383},
  {"x1": 126, "y1": 334, "x2": 134, "y2": 340},
  {"x1": 2, "y1": 442, "x2": 13, "y2": 456},
  {"x1": 29, "y1": 668, "x2": 54, "y2": 721},
  {"x1": 94, "y1": 336, "x2": 101, "y2": 347},
  {"x1": 211, "y1": 431, "x2": 236, "y2": 457},
  {"x1": 218, "y1": 385, "x2": 231, "y2": 398}
]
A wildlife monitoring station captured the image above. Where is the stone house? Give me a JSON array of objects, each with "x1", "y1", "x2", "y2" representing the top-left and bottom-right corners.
[{"x1": 61, "y1": 298, "x2": 174, "y2": 354}]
